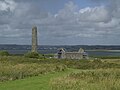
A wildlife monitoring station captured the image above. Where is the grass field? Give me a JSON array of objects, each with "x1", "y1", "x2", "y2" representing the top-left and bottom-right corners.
[
  {"x1": 51, "y1": 69, "x2": 120, "y2": 90},
  {"x1": 0, "y1": 68, "x2": 78, "y2": 90},
  {"x1": 0, "y1": 56, "x2": 120, "y2": 90}
]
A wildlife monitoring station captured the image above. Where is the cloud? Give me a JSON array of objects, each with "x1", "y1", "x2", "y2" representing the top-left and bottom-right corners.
[
  {"x1": 0, "y1": 0, "x2": 120, "y2": 45},
  {"x1": 38, "y1": 2, "x2": 113, "y2": 39},
  {"x1": 0, "y1": 0, "x2": 17, "y2": 25},
  {"x1": 0, "y1": 0, "x2": 16, "y2": 12},
  {"x1": 79, "y1": 6, "x2": 111, "y2": 22}
]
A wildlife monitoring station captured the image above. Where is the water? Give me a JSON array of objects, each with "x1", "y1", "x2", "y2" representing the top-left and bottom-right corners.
[
  {"x1": 1, "y1": 45, "x2": 120, "y2": 56},
  {"x1": 86, "y1": 51, "x2": 120, "y2": 57},
  {"x1": 4, "y1": 50, "x2": 120, "y2": 57}
]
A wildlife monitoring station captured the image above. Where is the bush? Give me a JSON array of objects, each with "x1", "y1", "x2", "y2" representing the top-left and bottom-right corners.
[
  {"x1": 24, "y1": 52, "x2": 40, "y2": 58},
  {"x1": 0, "y1": 51, "x2": 9, "y2": 56}
]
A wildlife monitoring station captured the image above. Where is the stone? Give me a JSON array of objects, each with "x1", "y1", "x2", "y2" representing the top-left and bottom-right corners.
[
  {"x1": 55, "y1": 48, "x2": 88, "y2": 60},
  {"x1": 32, "y1": 26, "x2": 38, "y2": 52}
]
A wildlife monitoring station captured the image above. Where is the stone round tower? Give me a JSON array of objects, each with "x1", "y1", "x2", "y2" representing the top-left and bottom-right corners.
[{"x1": 32, "y1": 26, "x2": 38, "y2": 52}]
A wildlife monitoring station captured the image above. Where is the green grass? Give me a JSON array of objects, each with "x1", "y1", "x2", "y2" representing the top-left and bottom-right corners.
[
  {"x1": 1, "y1": 68, "x2": 119, "y2": 90},
  {"x1": 51, "y1": 69, "x2": 120, "y2": 90},
  {"x1": 0, "y1": 56, "x2": 120, "y2": 90},
  {"x1": 0, "y1": 56, "x2": 67, "y2": 82},
  {"x1": 92, "y1": 56, "x2": 120, "y2": 59},
  {"x1": 0, "y1": 69, "x2": 79, "y2": 90}
]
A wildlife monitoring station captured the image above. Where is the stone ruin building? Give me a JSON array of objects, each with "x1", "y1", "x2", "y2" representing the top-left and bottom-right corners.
[
  {"x1": 55, "y1": 48, "x2": 88, "y2": 60},
  {"x1": 31, "y1": 26, "x2": 88, "y2": 60}
]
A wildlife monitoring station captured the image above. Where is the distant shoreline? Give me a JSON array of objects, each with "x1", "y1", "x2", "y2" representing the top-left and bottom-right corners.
[{"x1": 86, "y1": 50, "x2": 120, "y2": 52}]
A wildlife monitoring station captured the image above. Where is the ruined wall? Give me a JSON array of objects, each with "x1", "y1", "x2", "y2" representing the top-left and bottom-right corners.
[
  {"x1": 56, "y1": 48, "x2": 88, "y2": 60},
  {"x1": 64, "y1": 52, "x2": 83, "y2": 59}
]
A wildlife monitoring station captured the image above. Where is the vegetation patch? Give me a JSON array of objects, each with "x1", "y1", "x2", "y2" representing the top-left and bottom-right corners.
[
  {"x1": 0, "y1": 56, "x2": 66, "y2": 82},
  {"x1": 55, "y1": 59, "x2": 120, "y2": 69},
  {"x1": 0, "y1": 51, "x2": 9, "y2": 56},
  {"x1": 51, "y1": 69, "x2": 120, "y2": 90},
  {"x1": 0, "y1": 55, "x2": 120, "y2": 90},
  {"x1": 92, "y1": 56, "x2": 120, "y2": 59},
  {"x1": 24, "y1": 52, "x2": 44, "y2": 59}
]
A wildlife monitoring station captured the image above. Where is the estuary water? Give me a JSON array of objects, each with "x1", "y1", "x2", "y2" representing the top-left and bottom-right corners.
[
  {"x1": 5, "y1": 49, "x2": 120, "y2": 57},
  {"x1": 1, "y1": 45, "x2": 120, "y2": 56}
]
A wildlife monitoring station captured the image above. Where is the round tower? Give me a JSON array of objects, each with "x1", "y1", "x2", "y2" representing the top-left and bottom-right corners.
[{"x1": 32, "y1": 26, "x2": 38, "y2": 52}]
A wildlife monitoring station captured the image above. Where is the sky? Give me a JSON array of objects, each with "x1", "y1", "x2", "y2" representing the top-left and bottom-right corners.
[{"x1": 0, "y1": 0, "x2": 120, "y2": 45}]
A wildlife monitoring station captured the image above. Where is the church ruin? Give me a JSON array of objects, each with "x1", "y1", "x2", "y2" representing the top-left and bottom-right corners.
[
  {"x1": 32, "y1": 26, "x2": 38, "y2": 52},
  {"x1": 55, "y1": 48, "x2": 88, "y2": 60}
]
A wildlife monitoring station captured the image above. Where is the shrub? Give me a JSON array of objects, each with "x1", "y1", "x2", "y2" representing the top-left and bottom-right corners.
[
  {"x1": 24, "y1": 52, "x2": 40, "y2": 58},
  {"x1": 0, "y1": 51, "x2": 9, "y2": 56}
]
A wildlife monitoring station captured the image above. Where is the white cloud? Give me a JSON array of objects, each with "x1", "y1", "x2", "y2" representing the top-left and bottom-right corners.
[
  {"x1": 97, "y1": 18, "x2": 120, "y2": 28},
  {"x1": 0, "y1": 0, "x2": 17, "y2": 12},
  {"x1": 40, "y1": 2, "x2": 113, "y2": 39},
  {"x1": 0, "y1": 0, "x2": 120, "y2": 45},
  {"x1": 79, "y1": 6, "x2": 111, "y2": 22}
]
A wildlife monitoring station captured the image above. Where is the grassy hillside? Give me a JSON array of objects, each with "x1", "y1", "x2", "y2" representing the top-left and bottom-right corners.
[
  {"x1": 0, "y1": 69, "x2": 77, "y2": 90},
  {"x1": 0, "y1": 56, "x2": 120, "y2": 90},
  {"x1": 0, "y1": 56, "x2": 66, "y2": 82},
  {"x1": 51, "y1": 69, "x2": 120, "y2": 90}
]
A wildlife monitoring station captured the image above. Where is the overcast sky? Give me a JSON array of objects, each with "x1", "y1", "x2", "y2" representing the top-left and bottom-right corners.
[{"x1": 0, "y1": 0, "x2": 120, "y2": 45}]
